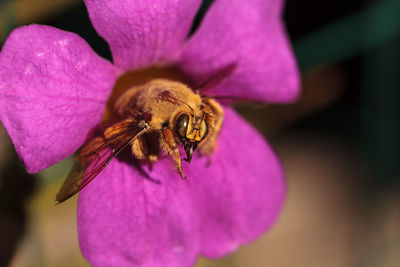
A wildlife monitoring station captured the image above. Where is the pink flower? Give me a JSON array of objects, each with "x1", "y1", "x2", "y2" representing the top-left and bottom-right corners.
[{"x1": 0, "y1": 0, "x2": 299, "y2": 266}]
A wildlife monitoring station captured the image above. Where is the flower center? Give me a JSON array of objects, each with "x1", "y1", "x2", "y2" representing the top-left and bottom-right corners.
[{"x1": 103, "y1": 66, "x2": 193, "y2": 122}]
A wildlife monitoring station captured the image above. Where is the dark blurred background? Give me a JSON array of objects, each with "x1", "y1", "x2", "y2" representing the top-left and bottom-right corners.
[{"x1": 0, "y1": 0, "x2": 399, "y2": 266}]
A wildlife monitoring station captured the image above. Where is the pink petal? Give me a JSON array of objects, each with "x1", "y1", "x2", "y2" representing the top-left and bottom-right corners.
[
  {"x1": 185, "y1": 108, "x2": 286, "y2": 257},
  {"x1": 78, "y1": 108, "x2": 285, "y2": 265},
  {"x1": 84, "y1": 0, "x2": 202, "y2": 71},
  {"x1": 78, "y1": 157, "x2": 200, "y2": 267},
  {"x1": 179, "y1": 0, "x2": 300, "y2": 103},
  {"x1": 0, "y1": 25, "x2": 116, "y2": 173}
]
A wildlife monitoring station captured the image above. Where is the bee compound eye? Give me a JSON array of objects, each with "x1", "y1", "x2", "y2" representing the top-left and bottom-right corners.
[{"x1": 176, "y1": 113, "x2": 189, "y2": 138}]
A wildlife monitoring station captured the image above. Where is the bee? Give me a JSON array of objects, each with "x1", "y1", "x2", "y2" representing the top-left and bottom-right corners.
[{"x1": 55, "y1": 79, "x2": 224, "y2": 203}]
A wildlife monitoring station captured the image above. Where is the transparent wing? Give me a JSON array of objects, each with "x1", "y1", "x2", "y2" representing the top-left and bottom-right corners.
[{"x1": 56, "y1": 119, "x2": 149, "y2": 204}]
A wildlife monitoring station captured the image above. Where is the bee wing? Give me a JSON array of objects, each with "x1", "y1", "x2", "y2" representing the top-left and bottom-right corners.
[{"x1": 55, "y1": 119, "x2": 149, "y2": 204}]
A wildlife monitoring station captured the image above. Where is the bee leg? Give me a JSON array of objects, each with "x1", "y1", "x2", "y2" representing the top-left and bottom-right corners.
[
  {"x1": 131, "y1": 136, "x2": 147, "y2": 160},
  {"x1": 200, "y1": 98, "x2": 224, "y2": 157},
  {"x1": 161, "y1": 127, "x2": 186, "y2": 179},
  {"x1": 131, "y1": 134, "x2": 159, "y2": 164}
]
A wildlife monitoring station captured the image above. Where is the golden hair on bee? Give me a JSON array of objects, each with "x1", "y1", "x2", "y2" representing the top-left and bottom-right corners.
[{"x1": 56, "y1": 78, "x2": 224, "y2": 204}]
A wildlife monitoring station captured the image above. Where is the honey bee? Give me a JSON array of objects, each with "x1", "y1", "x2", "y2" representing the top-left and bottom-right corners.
[{"x1": 55, "y1": 79, "x2": 223, "y2": 203}]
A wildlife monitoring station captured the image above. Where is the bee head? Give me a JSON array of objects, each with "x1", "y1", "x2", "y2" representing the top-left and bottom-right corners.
[{"x1": 175, "y1": 113, "x2": 209, "y2": 163}]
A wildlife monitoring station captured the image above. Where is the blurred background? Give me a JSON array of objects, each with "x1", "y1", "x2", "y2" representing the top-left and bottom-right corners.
[{"x1": 0, "y1": 0, "x2": 399, "y2": 266}]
